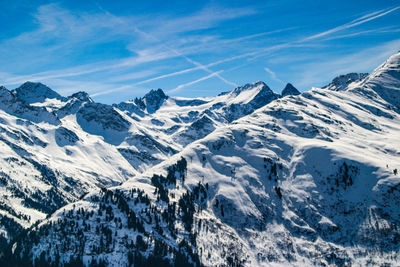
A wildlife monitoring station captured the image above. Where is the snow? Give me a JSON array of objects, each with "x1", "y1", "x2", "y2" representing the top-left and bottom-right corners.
[{"x1": 2, "y1": 51, "x2": 400, "y2": 266}]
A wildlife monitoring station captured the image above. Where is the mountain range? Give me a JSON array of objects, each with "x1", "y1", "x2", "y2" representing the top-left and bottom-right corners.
[{"x1": 0, "y1": 51, "x2": 400, "y2": 266}]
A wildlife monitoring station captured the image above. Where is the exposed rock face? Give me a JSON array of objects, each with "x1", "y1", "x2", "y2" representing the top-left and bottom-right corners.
[
  {"x1": 12, "y1": 82, "x2": 66, "y2": 103},
  {"x1": 323, "y1": 73, "x2": 368, "y2": 91},
  {"x1": 281, "y1": 83, "x2": 300, "y2": 96},
  {"x1": 223, "y1": 81, "x2": 279, "y2": 122},
  {"x1": 132, "y1": 88, "x2": 168, "y2": 114},
  {"x1": 0, "y1": 85, "x2": 60, "y2": 125},
  {"x1": 68, "y1": 91, "x2": 93, "y2": 103}
]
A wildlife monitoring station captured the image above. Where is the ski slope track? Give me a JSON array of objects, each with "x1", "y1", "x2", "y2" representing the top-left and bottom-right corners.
[{"x1": 1, "y1": 51, "x2": 400, "y2": 266}]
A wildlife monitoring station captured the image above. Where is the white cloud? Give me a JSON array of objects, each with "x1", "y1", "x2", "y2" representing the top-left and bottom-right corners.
[
  {"x1": 145, "y1": 5, "x2": 256, "y2": 37},
  {"x1": 1, "y1": 2, "x2": 399, "y2": 101},
  {"x1": 208, "y1": 6, "x2": 400, "y2": 76},
  {"x1": 90, "y1": 84, "x2": 141, "y2": 97},
  {"x1": 2, "y1": 48, "x2": 175, "y2": 86},
  {"x1": 1, "y1": 3, "x2": 255, "y2": 95}
]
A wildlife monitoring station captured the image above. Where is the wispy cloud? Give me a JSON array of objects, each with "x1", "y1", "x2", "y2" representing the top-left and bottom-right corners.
[
  {"x1": 88, "y1": 4, "x2": 400, "y2": 98},
  {"x1": 91, "y1": 84, "x2": 141, "y2": 97},
  {"x1": 0, "y1": 4, "x2": 180, "y2": 86},
  {"x1": 91, "y1": 3, "x2": 399, "y2": 98},
  {"x1": 2, "y1": 48, "x2": 175, "y2": 86},
  {"x1": 134, "y1": 27, "x2": 238, "y2": 87},
  {"x1": 92, "y1": 69, "x2": 226, "y2": 97},
  {"x1": 178, "y1": 53, "x2": 237, "y2": 87},
  {"x1": 106, "y1": 70, "x2": 156, "y2": 83},
  {"x1": 223, "y1": 27, "x2": 298, "y2": 43},
  {"x1": 293, "y1": 38, "x2": 400, "y2": 88},
  {"x1": 145, "y1": 5, "x2": 256, "y2": 37},
  {"x1": 90, "y1": 51, "x2": 254, "y2": 97},
  {"x1": 0, "y1": 4, "x2": 128, "y2": 59},
  {"x1": 1, "y1": 2, "x2": 399, "y2": 102},
  {"x1": 320, "y1": 26, "x2": 400, "y2": 41},
  {"x1": 321, "y1": 28, "x2": 385, "y2": 40},
  {"x1": 141, "y1": 53, "x2": 253, "y2": 85},
  {"x1": 202, "y1": 6, "x2": 400, "y2": 75},
  {"x1": 303, "y1": 6, "x2": 400, "y2": 41},
  {"x1": 2, "y1": 3, "x2": 256, "y2": 95},
  {"x1": 264, "y1": 67, "x2": 284, "y2": 84},
  {"x1": 168, "y1": 70, "x2": 225, "y2": 93}
]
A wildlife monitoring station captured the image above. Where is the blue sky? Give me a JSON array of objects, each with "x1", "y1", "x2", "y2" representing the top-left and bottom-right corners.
[{"x1": 0, "y1": 0, "x2": 400, "y2": 104}]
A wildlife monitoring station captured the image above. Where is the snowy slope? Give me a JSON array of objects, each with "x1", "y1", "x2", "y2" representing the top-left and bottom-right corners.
[
  {"x1": 115, "y1": 81, "x2": 280, "y2": 147},
  {"x1": 322, "y1": 73, "x2": 368, "y2": 91},
  {"x1": 7, "y1": 51, "x2": 400, "y2": 266},
  {"x1": 0, "y1": 92, "x2": 141, "y2": 250},
  {"x1": 0, "y1": 79, "x2": 285, "y2": 252},
  {"x1": 355, "y1": 50, "x2": 400, "y2": 108}
]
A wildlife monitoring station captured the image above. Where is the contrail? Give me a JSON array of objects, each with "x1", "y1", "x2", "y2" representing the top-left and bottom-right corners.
[
  {"x1": 92, "y1": 5, "x2": 400, "y2": 97},
  {"x1": 303, "y1": 6, "x2": 400, "y2": 41},
  {"x1": 134, "y1": 27, "x2": 237, "y2": 87},
  {"x1": 168, "y1": 70, "x2": 225, "y2": 93}
]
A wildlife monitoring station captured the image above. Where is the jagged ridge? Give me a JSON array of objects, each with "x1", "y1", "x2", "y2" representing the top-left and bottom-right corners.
[{"x1": 1, "y1": 51, "x2": 400, "y2": 266}]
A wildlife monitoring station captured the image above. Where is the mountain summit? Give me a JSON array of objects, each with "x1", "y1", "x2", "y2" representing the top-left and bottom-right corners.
[
  {"x1": 360, "y1": 50, "x2": 400, "y2": 107},
  {"x1": 230, "y1": 81, "x2": 270, "y2": 96},
  {"x1": 322, "y1": 73, "x2": 368, "y2": 91},
  {"x1": 68, "y1": 91, "x2": 93, "y2": 102},
  {"x1": 135, "y1": 88, "x2": 168, "y2": 113},
  {"x1": 281, "y1": 83, "x2": 300, "y2": 96},
  {"x1": 12, "y1": 81, "x2": 66, "y2": 103}
]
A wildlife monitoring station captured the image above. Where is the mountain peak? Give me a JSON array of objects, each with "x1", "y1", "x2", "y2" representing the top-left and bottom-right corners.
[
  {"x1": 135, "y1": 88, "x2": 168, "y2": 113},
  {"x1": 0, "y1": 85, "x2": 13, "y2": 99},
  {"x1": 231, "y1": 81, "x2": 270, "y2": 96},
  {"x1": 281, "y1": 83, "x2": 300, "y2": 97},
  {"x1": 223, "y1": 81, "x2": 278, "y2": 122},
  {"x1": 144, "y1": 88, "x2": 167, "y2": 100},
  {"x1": 360, "y1": 50, "x2": 400, "y2": 107},
  {"x1": 13, "y1": 82, "x2": 66, "y2": 103},
  {"x1": 68, "y1": 91, "x2": 92, "y2": 103},
  {"x1": 368, "y1": 50, "x2": 400, "y2": 77},
  {"x1": 323, "y1": 73, "x2": 368, "y2": 91}
]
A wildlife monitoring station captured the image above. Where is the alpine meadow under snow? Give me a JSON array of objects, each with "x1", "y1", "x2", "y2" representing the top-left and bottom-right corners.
[{"x1": 0, "y1": 51, "x2": 400, "y2": 266}]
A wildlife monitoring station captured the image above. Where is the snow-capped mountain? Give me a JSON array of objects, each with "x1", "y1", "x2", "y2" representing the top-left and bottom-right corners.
[
  {"x1": 1, "y1": 51, "x2": 400, "y2": 266},
  {"x1": 0, "y1": 78, "x2": 283, "y2": 254}
]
